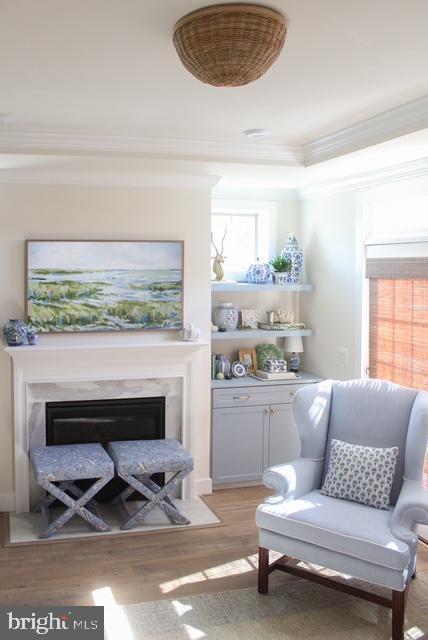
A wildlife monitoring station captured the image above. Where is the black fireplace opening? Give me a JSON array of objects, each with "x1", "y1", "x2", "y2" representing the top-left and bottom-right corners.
[{"x1": 45, "y1": 396, "x2": 165, "y2": 502}]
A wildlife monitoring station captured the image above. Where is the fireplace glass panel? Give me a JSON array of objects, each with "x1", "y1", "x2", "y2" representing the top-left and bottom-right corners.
[{"x1": 45, "y1": 397, "x2": 165, "y2": 502}]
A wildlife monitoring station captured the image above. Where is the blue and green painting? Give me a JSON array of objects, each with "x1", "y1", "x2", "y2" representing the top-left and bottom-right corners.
[{"x1": 26, "y1": 241, "x2": 183, "y2": 332}]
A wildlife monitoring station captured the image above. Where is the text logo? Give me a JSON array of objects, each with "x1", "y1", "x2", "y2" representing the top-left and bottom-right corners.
[{"x1": 0, "y1": 607, "x2": 103, "y2": 639}]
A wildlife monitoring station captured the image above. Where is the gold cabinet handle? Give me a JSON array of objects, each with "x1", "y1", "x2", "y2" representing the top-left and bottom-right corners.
[
  {"x1": 265, "y1": 408, "x2": 270, "y2": 414},
  {"x1": 233, "y1": 395, "x2": 250, "y2": 401},
  {"x1": 270, "y1": 408, "x2": 277, "y2": 415}
]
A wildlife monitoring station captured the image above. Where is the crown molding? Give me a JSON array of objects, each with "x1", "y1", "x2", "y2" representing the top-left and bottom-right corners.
[
  {"x1": 303, "y1": 96, "x2": 428, "y2": 165},
  {"x1": 297, "y1": 157, "x2": 428, "y2": 199},
  {"x1": 0, "y1": 170, "x2": 221, "y2": 189},
  {"x1": 0, "y1": 159, "x2": 426, "y2": 198},
  {"x1": 0, "y1": 130, "x2": 304, "y2": 166},
  {"x1": 0, "y1": 97, "x2": 426, "y2": 167},
  {"x1": 212, "y1": 186, "x2": 299, "y2": 201}
]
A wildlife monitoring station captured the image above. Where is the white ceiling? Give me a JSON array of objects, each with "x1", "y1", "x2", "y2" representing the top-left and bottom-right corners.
[{"x1": 1, "y1": 0, "x2": 428, "y2": 146}]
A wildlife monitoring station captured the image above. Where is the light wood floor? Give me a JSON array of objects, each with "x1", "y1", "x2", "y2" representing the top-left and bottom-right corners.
[{"x1": 0, "y1": 486, "x2": 427, "y2": 607}]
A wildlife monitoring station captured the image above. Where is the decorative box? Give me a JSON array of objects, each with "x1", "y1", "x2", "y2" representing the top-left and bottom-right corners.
[{"x1": 263, "y1": 358, "x2": 288, "y2": 373}]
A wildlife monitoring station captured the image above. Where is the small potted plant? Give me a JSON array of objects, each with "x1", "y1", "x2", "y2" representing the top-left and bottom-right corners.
[{"x1": 269, "y1": 255, "x2": 292, "y2": 284}]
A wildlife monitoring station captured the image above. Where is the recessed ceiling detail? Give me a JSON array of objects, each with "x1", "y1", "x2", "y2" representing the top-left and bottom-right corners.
[
  {"x1": 243, "y1": 128, "x2": 272, "y2": 138},
  {"x1": 173, "y1": 3, "x2": 287, "y2": 87}
]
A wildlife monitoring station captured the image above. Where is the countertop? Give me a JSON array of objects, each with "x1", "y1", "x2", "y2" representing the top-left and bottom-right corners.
[{"x1": 211, "y1": 371, "x2": 322, "y2": 389}]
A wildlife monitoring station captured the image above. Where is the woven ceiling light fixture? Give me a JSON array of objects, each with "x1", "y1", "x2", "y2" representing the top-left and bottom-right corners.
[{"x1": 173, "y1": 3, "x2": 287, "y2": 87}]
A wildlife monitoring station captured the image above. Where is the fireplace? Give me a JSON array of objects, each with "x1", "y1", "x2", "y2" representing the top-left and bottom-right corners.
[
  {"x1": 6, "y1": 338, "x2": 205, "y2": 514},
  {"x1": 45, "y1": 397, "x2": 165, "y2": 502}
]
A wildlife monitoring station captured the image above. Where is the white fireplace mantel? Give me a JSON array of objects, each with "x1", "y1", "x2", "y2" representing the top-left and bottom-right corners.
[{"x1": 4, "y1": 334, "x2": 209, "y2": 513}]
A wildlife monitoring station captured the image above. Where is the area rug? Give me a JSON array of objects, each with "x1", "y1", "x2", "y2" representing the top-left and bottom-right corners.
[{"x1": 116, "y1": 572, "x2": 428, "y2": 639}]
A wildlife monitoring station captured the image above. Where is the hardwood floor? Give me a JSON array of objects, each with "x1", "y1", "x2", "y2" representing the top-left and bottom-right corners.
[{"x1": 0, "y1": 486, "x2": 427, "y2": 607}]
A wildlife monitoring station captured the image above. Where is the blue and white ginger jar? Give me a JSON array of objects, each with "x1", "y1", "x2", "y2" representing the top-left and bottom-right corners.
[
  {"x1": 27, "y1": 328, "x2": 39, "y2": 345},
  {"x1": 281, "y1": 233, "x2": 303, "y2": 284},
  {"x1": 214, "y1": 302, "x2": 238, "y2": 331},
  {"x1": 246, "y1": 258, "x2": 271, "y2": 285},
  {"x1": 3, "y1": 319, "x2": 27, "y2": 346}
]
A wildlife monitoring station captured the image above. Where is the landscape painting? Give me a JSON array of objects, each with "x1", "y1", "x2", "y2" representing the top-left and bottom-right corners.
[{"x1": 26, "y1": 240, "x2": 183, "y2": 332}]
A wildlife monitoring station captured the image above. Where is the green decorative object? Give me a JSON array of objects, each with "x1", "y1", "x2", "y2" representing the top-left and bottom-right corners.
[
  {"x1": 269, "y1": 255, "x2": 292, "y2": 285},
  {"x1": 256, "y1": 343, "x2": 283, "y2": 370},
  {"x1": 269, "y1": 255, "x2": 292, "y2": 273}
]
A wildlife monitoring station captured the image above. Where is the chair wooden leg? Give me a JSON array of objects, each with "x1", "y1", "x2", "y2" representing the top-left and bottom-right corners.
[
  {"x1": 392, "y1": 589, "x2": 405, "y2": 640},
  {"x1": 258, "y1": 547, "x2": 269, "y2": 595}
]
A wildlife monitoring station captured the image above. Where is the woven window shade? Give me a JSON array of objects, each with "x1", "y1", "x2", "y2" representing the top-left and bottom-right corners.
[
  {"x1": 367, "y1": 257, "x2": 428, "y2": 487},
  {"x1": 366, "y1": 257, "x2": 428, "y2": 279}
]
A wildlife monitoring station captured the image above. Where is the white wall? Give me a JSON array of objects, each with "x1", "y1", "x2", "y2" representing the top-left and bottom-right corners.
[
  {"x1": 298, "y1": 191, "x2": 360, "y2": 380},
  {"x1": 276, "y1": 199, "x2": 301, "y2": 257},
  {"x1": 298, "y1": 175, "x2": 428, "y2": 381},
  {"x1": 0, "y1": 183, "x2": 212, "y2": 509}
]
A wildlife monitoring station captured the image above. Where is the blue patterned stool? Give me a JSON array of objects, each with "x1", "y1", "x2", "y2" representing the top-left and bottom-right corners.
[
  {"x1": 108, "y1": 439, "x2": 194, "y2": 530},
  {"x1": 30, "y1": 443, "x2": 114, "y2": 539}
]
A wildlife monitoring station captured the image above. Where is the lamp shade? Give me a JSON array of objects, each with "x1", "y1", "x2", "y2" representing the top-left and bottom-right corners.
[
  {"x1": 173, "y1": 3, "x2": 287, "y2": 87},
  {"x1": 285, "y1": 336, "x2": 304, "y2": 353}
]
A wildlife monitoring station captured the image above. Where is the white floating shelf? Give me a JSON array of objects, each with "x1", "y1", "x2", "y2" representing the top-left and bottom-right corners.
[
  {"x1": 211, "y1": 282, "x2": 313, "y2": 292},
  {"x1": 211, "y1": 329, "x2": 313, "y2": 341}
]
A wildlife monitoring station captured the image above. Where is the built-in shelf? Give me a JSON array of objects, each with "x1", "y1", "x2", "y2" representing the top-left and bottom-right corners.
[
  {"x1": 211, "y1": 282, "x2": 313, "y2": 292},
  {"x1": 211, "y1": 329, "x2": 313, "y2": 341}
]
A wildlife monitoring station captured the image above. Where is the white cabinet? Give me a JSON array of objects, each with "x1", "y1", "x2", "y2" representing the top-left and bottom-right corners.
[
  {"x1": 268, "y1": 403, "x2": 301, "y2": 467},
  {"x1": 212, "y1": 405, "x2": 268, "y2": 483},
  {"x1": 211, "y1": 377, "x2": 319, "y2": 486}
]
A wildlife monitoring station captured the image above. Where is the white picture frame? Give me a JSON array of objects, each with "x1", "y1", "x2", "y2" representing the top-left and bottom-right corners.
[{"x1": 241, "y1": 308, "x2": 258, "y2": 330}]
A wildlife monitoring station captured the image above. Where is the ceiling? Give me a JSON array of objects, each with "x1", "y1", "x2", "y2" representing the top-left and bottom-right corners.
[{"x1": 1, "y1": 0, "x2": 428, "y2": 147}]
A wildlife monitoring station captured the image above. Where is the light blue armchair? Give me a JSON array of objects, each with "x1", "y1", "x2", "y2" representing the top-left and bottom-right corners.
[{"x1": 256, "y1": 379, "x2": 428, "y2": 640}]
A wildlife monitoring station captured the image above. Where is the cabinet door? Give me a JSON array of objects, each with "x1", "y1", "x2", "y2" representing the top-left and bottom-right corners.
[
  {"x1": 212, "y1": 405, "x2": 268, "y2": 484},
  {"x1": 268, "y1": 403, "x2": 301, "y2": 468}
]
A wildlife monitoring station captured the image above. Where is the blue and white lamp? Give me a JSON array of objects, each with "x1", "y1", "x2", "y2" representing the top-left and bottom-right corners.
[{"x1": 285, "y1": 336, "x2": 304, "y2": 372}]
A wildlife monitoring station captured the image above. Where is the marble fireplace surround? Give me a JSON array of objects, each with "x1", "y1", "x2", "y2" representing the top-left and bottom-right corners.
[
  {"x1": 27, "y1": 377, "x2": 182, "y2": 510},
  {"x1": 5, "y1": 334, "x2": 208, "y2": 513}
]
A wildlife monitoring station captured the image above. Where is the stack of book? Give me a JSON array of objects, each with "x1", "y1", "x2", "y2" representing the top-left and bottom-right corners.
[
  {"x1": 258, "y1": 322, "x2": 306, "y2": 331},
  {"x1": 211, "y1": 353, "x2": 217, "y2": 379},
  {"x1": 251, "y1": 370, "x2": 297, "y2": 380}
]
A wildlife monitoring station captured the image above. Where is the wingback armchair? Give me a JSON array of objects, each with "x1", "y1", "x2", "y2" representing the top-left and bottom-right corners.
[{"x1": 256, "y1": 379, "x2": 428, "y2": 640}]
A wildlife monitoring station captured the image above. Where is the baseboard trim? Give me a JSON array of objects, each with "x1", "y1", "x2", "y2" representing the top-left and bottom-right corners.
[
  {"x1": 0, "y1": 495, "x2": 16, "y2": 512},
  {"x1": 213, "y1": 480, "x2": 263, "y2": 490},
  {"x1": 194, "y1": 478, "x2": 213, "y2": 496}
]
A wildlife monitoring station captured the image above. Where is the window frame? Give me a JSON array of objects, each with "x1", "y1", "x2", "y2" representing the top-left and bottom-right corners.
[
  {"x1": 211, "y1": 211, "x2": 259, "y2": 275},
  {"x1": 211, "y1": 199, "x2": 276, "y2": 281}
]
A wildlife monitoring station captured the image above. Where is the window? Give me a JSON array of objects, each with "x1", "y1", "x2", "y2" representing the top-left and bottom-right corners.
[
  {"x1": 364, "y1": 198, "x2": 428, "y2": 490},
  {"x1": 211, "y1": 213, "x2": 257, "y2": 272},
  {"x1": 366, "y1": 193, "x2": 428, "y2": 242},
  {"x1": 367, "y1": 266, "x2": 428, "y2": 390}
]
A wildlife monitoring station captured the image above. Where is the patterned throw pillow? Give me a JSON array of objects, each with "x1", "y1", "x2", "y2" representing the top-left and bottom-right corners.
[{"x1": 321, "y1": 439, "x2": 399, "y2": 510}]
